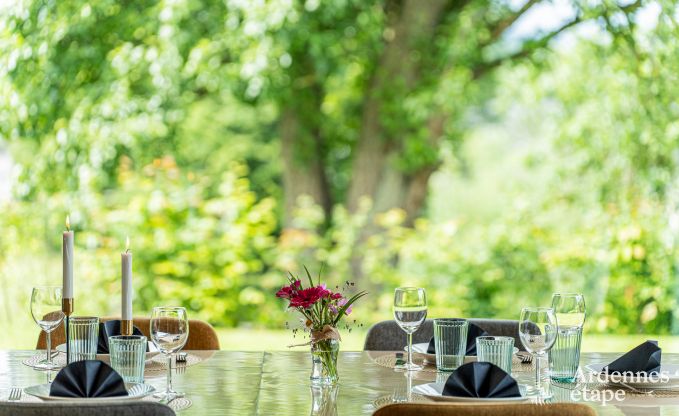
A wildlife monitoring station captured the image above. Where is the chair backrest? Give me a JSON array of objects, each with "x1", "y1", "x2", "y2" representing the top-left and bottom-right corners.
[
  {"x1": 0, "y1": 401, "x2": 175, "y2": 416},
  {"x1": 372, "y1": 403, "x2": 597, "y2": 416},
  {"x1": 37, "y1": 316, "x2": 220, "y2": 350},
  {"x1": 363, "y1": 318, "x2": 527, "y2": 351}
]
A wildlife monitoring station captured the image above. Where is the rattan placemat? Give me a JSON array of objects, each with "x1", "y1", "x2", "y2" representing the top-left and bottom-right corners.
[
  {"x1": 512, "y1": 356, "x2": 536, "y2": 372},
  {"x1": 21, "y1": 354, "x2": 66, "y2": 370},
  {"x1": 22, "y1": 353, "x2": 203, "y2": 374},
  {"x1": 145, "y1": 353, "x2": 203, "y2": 373},
  {"x1": 371, "y1": 354, "x2": 535, "y2": 374},
  {"x1": 373, "y1": 394, "x2": 431, "y2": 408},
  {"x1": 371, "y1": 354, "x2": 439, "y2": 373},
  {"x1": 143, "y1": 396, "x2": 193, "y2": 411}
]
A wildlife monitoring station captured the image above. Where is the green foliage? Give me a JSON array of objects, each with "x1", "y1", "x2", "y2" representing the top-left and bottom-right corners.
[{"x1": 2, "y1": 0, "x2": 679, "y2": 339}]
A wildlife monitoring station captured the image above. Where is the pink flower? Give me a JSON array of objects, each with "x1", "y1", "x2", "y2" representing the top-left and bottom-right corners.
[
  {"x1": 289, "y1": 286, "x2": 331, "y2": 309},
  {"x1": 276, "y1": 280, "x2": 301, "y2": 299},
  {"x1": 329, "y1": 297, "x2": 351, "y2": 315},
  {"x1": 339, "y1": 298, "x2": 352, "y2": 315}
]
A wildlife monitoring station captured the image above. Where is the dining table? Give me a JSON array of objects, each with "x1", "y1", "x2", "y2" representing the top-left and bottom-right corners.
[{"x1": 1, "y1": 350, "x2": 677, "y2": 415}]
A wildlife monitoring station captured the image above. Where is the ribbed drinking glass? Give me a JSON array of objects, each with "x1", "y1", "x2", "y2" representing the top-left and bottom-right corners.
[
  {"x1": 109, "y1": 335, "x2": 147, "y2": 383},
  {"x1": 68, "y1": 316, "x2": 99, "y2": 362},
  {"x1": 433, "y1": 319, "x2": 468, "y2": 371},
  {"x1": 476, "y1": 336, "x2": 514, "y2": 374},
  {"x1": 549, "y1": 293, "x2": 586, "y2": 383}
]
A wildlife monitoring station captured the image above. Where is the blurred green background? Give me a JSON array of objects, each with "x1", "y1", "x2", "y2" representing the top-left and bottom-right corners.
[{"x1": 2, "y1": 0, "x2": 679, "y2": 350}]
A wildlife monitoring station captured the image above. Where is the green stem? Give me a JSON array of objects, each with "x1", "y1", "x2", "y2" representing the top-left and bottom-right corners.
[{"x1": 314, "y1": 339, "x2": 339, "y2": 382}]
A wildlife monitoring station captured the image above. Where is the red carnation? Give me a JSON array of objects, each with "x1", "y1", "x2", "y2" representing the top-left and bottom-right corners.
[
  {"x1": 289, "y1": 286, "x2": 331, "y2": 309},
  {"x1": 276, "y1": 280, "x2": 301, "y2": 299}
]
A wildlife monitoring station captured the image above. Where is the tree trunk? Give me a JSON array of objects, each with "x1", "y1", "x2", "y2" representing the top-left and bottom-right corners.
[
  {"x1": 346, "y1": 0, "x2": 448, "y2": 279},
  {"x1": 347, "y1": 0, "x2": 447, "y2": 218},
  {"x1": 280, "y1": 107, "x2": 331, "y2": 228},
  {"x1": 347, "y1": 0, "x2": 448, "y2": 220}
]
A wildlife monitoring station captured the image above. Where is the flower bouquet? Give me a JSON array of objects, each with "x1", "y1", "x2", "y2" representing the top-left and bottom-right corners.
[{"x1": 276, "y1": 267, "x2": 366, "y2": 385}]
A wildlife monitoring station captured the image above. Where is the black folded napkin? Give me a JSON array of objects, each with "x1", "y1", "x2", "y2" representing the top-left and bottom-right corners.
[
  {"x1": 50, "y1": 360, "x2": 128, "y2": 398},
  {"x1": 98, "y1": 320, "x2": 147, "y2": 354},
  {"x1": 428, "y1": 320, "x2": 488, "y2": 356},
  {"x1": 602, "y1": 340, "x2": 661, "y2": 375},
  {"x1": 443, "y1": 361, "x2": 521, "y2": 398}
]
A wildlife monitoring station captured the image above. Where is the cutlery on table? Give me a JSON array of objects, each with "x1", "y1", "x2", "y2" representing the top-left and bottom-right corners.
[
  {"x1": 175, "y1": 352, "x2": 187, "y2": 374},
  {"x1": 516, "y1": 352, "x2": 533, "y2": 364},
  {"x1": 8, "y1": 387, "x2": 22, "y2": 401}
]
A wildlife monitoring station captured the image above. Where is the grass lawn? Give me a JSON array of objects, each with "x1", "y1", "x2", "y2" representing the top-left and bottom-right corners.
[{"x1": 5, "y1": 324, "x2": 676, "y2": 353}]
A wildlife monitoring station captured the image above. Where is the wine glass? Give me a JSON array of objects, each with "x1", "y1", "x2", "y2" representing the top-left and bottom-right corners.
[
  {"x1": 30, "y1": 286, "x2": 65, "y2": 370},
  {"x1": 151, "y1": 306, "x2": 189, "y2": 402},
  {"x1": 519, "y1": 307, "x2": 557, "y2": 398},
  {"x1": 393, "y1": 287, "x2": 427, "y2": 371}
]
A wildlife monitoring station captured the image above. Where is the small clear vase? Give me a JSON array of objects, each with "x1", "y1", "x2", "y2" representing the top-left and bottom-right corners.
[
  {"x1": 310, "y1": 339, "x2": 339, "y2": 386},
  {"x1": 309, "y1": 385, "x2": 338, "y2": 416}
]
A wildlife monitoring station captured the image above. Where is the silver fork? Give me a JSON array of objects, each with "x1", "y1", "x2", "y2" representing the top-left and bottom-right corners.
[
  {"x1": 517, "y1": 352, "x2": 533, "y2": 364},
  {"x1": 8, "y1": 387, "x2": 22, "y2": 401},
  {"x1": 175, "y1": 353, "x2": 187, "y2": 375}
]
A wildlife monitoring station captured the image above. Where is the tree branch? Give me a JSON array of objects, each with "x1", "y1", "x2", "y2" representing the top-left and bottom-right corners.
[
  {"x1": 490, "y1": 0, "x2": 541, "y2": 41},
  {"x1": 473, "y1": 15, "x2": 582, "y2": 79},
  {"x1": 602, "y1": 0, "x2": 643, "y2": 60},
  {"x1": 620, "y1": 0, "x2": 643, "y2": 13}
]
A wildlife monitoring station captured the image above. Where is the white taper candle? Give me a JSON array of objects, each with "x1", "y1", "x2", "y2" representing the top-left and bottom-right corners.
[
  {"x1": 121, "y1": 237, "x2": 132, "y2": 321},
  {"x1": 63, "y1": 216, "x2": 74, "y2": 299}
]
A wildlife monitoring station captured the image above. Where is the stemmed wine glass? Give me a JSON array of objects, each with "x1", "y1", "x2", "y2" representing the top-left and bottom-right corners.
[
  {"x1": 151, "y1": 306, "x2": 189, "y2": 402},
  {"x1": 393, "y1": 287, "x2": 427, "y2": 371},
  {"x1": 30, "y1": 286, "x2": 65, "y2": 370},
  {"x1": 519, "y1": 307, "x2": 557, "y2": 399}
]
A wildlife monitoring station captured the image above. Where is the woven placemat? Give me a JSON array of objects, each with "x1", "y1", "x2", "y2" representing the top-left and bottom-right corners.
[
  {"x1": 371, "y1": 354, "x2": 439, "y2": 373},
  {"x1": 512, "y1": 356, "x2": 536, "y2": 372},
  {"x1": 145, "y1": 354, "x2": 203, "y2": 373},
  {"x1": 21, "y1": 354, "x2": 66, "y2": 370},
  {"x1": 21, "y1": 353, "x2": 203, "y2": 375},
  {"x1": 143, "y1": 396, "x2": 193, "y2": 411},
  {"x1": 373, "y1": 394, "x2": 431, "y2": 408},
  {"x1": 372, "y1": 354, "x2": 535, "y2": 374}
]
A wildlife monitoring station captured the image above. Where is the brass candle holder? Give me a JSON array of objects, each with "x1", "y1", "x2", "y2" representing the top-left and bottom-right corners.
[
  {"x1": 121, "y1": 319, "x2": 133, "y2": 336},
  {"x1": 62, "y1": 298, "x2": 73, "y2": 316}
]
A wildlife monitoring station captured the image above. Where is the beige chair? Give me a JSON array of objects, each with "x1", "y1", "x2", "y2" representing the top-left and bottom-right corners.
[
  {"x1": 37, "y1": 316, "x2": 220, "y2": 350},
  {"x1": 373, "y1": 403, "x2": 597, "y2": 416}
]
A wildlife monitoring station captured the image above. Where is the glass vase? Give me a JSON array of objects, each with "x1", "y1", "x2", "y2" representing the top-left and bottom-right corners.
[
  {"x1": 310, "y1": 339, "x2": 339, "y2": 386},
  {"x1": 309, "y1": 385, "x2": 338, "y2": 416}
]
